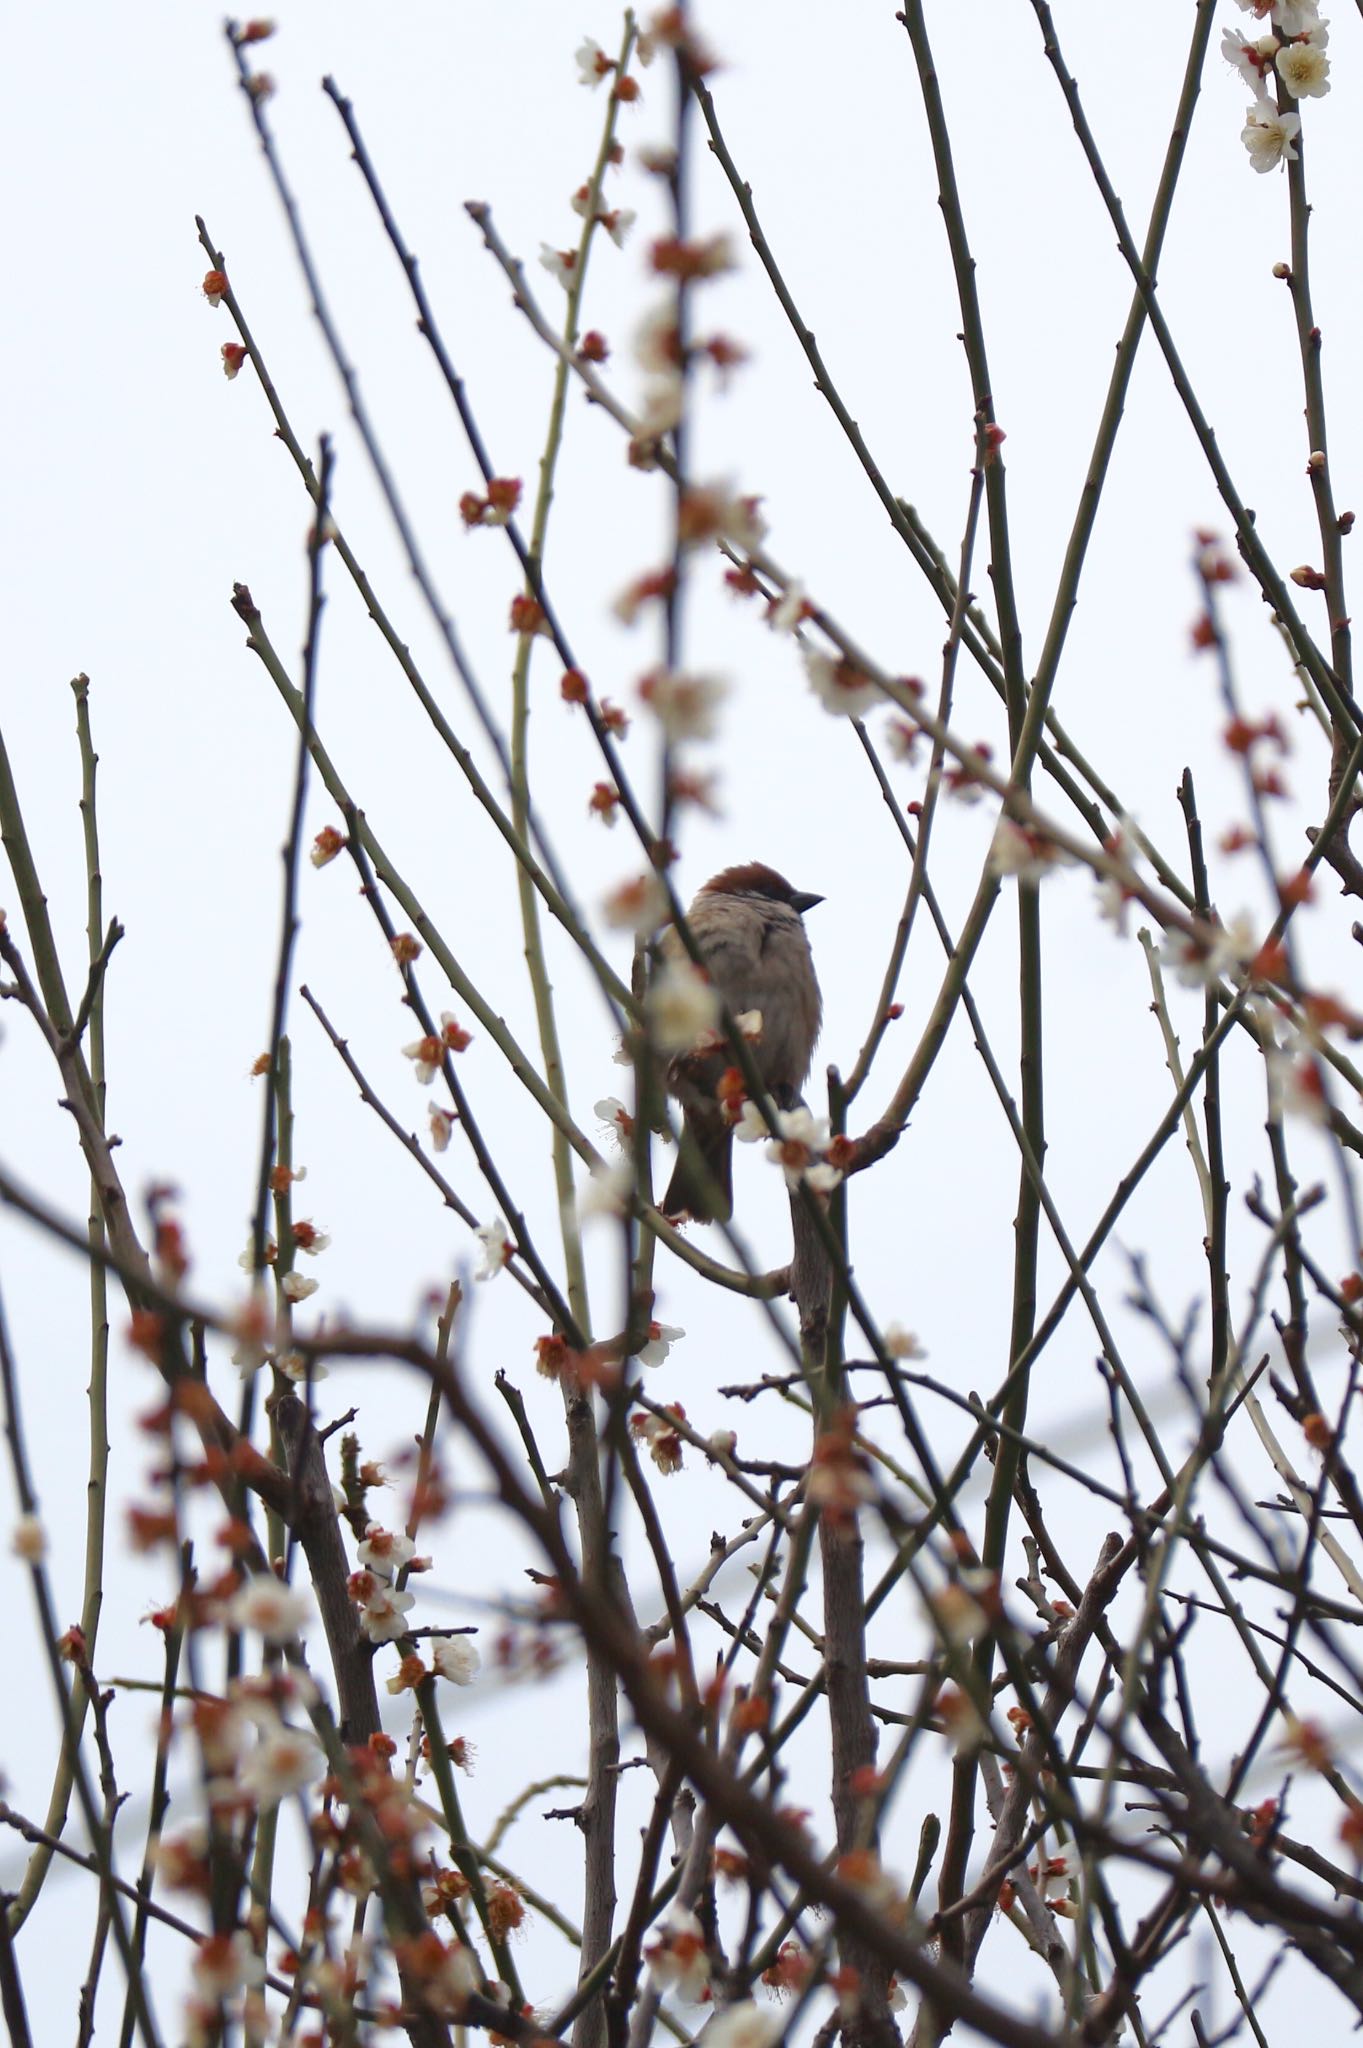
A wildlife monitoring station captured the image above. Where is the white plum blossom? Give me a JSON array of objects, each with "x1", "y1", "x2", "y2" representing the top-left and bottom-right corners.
[
  {"x1": 1241, "y1": 101, "x2": 1301, "y2": 171},
  {"x1": 538, "y1": 243, "x2": 578, "y2": 290},
  {"x1": 804, "y1": 647, "x2": 880, "y2": 718},
  {"x1": 770, "y1": 580, "x2": 808, "y2": 633},
  {"x1": 357, "y1": 1582, "x2": 417, "y2": 1643},
  {"x1": 575, "y1": 36, "x2": 612, "y2": 85},
  {"x1": 275, "y1": 1350, "x2": 325, "y2": 1384},
  {"x1": 238, "y1": 1719, "x2": 325, "y2": 1806},
  {"x1": 603, "y1": 871, "x2": 671, "y2": 937},
  {"x1": 191, "y1": 1930, "x2": 265, "y2": 2001},
  {"x1": 930, "y1": 1581, "x2": 991, "y2": 1648},
  {"x1": 429, "y1": 1104, "x2": 454, "y2": 1152},
  {"x1": 645, "y1": 1908, "x2": 711, "y2": 2001},
  {"x1": 765, "y1": 1107, "x2": 842, "y2": 1193},
  {"x1": 1266, "y1": 1042, "x2": 1329, "y2": 1125},
  {"x1": 639, "y1": 669, "x2": 729, "y2": 742},
  {"x1": 404, "y1": 1039, "x2": 441, "y2": 1086},
  {"x1": 1271, "y1": 0, "x2": 1324, "y2": 33},
  {"x1": 987, "y1": 815, "x2": 1073, "y2": 885},
  {"x1": 227, "y1": 1577, "x2": 312, "y2": 1644},
  {"x1": 1032, "y1": 1842, "x2": 1082, "y2": 1904},
  {"x1": 637, "y1": 372, "x2": 684, "y2": 438},
  {"x1": 281, "y1": 1271, "x2": 318, "y2": 1303},
  {"x1": 357, "y1": 1525, "x2": 415, "y2": 1578},
  {"x1": 647, "y1": 958, "x2": 721, "y2": 1054},
  {"x1": 577, "y1": 1155, "x2": 636, "y2": 1223},
  {"x1": 635, "y1": 300, "x2": 681, "y2": 373},
  {"x1": 474, "y1": 1219, "x2": 512, "y2": 1281},
  {"x1": 10, "y1": 1514, "x2": 46, "y2": 1562},
  {"x1": 637, "y1": 1321, "x2": 684, "y2": 1367},
  {"x1": 570, "y1": 184, "x2": 637, "y2": 248},
  {"x1": 1276, "y1": 38, "x2": 1330, "y2": 95},
  {"x1": 701, "y1": 2004, "x2": 782, "y2": 2048},
  {"x1": 733, "y1": 1099, "x2": 771, "y2": 1144},
  {"x1": 1159, "y1": 913, "x2": 1255, "y2": 990},
  {"x1": 680, "y1": 482, "x2": 767, "y2": 553},
  {"x1": 1222, "y1": 26, "x2": 1279, "y2": 92},
  {"x1": 883, "y1": 1323, "x2": 927, "y2": 1361},
  {"x1": 595, "y1": 1096, "x2": 634, "y2": 1148},
  {"x1": 431, "y1": 1636, "x2": 481, "y2": 1685}
]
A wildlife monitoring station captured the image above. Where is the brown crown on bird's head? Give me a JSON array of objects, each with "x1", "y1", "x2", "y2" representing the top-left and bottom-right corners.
[{"x1": 697, "y1": 862, "x2": 824, "y2": 917}]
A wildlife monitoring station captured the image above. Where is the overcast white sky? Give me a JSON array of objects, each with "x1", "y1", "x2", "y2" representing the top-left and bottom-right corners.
[{"x1": 3, "y1": 4, "x2": 1362, "y2": 2041}]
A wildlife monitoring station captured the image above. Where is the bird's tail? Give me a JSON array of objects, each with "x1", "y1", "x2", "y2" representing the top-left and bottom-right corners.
[{"x1": 662, "y1": 1121, "x2": 733, "y2": 1224}]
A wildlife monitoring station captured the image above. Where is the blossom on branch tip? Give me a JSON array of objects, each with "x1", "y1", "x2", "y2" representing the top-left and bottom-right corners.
[
  {"x1": 1241, "y1": 101, "x2": 1301, "y2": 171},
  {"x1": 431, "y1": 1636, "x2": 481, "y2": 1685}
]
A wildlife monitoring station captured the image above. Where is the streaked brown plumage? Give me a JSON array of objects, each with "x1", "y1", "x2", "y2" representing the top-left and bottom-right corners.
[{"x1": 661, "y1": 862, "x2": 823, "y2": 1224}]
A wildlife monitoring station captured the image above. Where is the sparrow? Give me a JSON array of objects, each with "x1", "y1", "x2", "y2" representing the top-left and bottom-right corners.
[{"x1": 660, "y1": 862, "x2": 823, "y2": 1224}]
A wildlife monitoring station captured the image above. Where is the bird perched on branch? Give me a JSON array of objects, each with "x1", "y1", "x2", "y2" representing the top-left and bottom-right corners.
[{"x1": 660, "y1": 862, "x2": 823, "y2": 1224}]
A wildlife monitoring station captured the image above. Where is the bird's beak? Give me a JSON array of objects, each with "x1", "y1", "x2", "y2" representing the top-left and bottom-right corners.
[{"x1": 791, "y1": 890, "x2": 824, "y2": 915}]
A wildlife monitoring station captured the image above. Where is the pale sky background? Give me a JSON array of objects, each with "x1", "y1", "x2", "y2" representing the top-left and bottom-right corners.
[{"x1": 3, "y1": 4, "x2": 1362, "y2": 2042}]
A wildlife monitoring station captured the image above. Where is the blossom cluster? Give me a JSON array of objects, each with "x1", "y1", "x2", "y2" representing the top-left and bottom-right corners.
[{"x1": 1224, "y1": 0, "x2": 1330, "y2": 173}]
